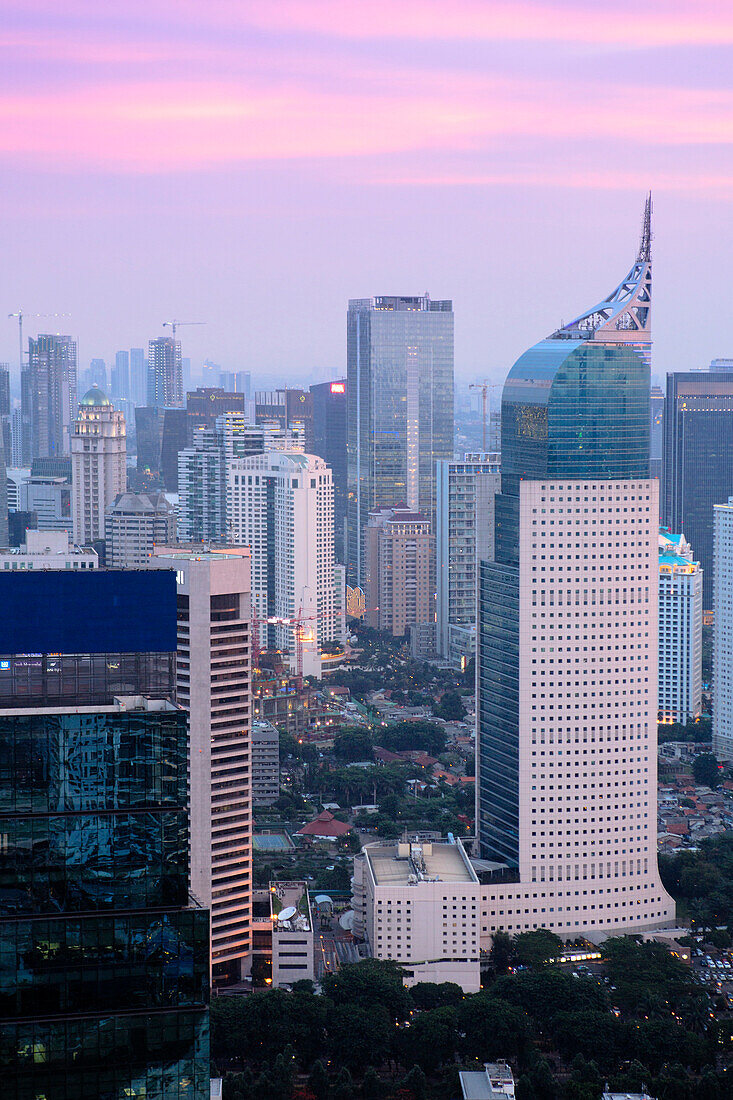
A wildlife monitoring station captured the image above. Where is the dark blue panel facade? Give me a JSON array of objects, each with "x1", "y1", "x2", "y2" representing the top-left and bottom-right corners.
[{"x1": 0, "y1": 569, "x2": 177, "y2": 656}]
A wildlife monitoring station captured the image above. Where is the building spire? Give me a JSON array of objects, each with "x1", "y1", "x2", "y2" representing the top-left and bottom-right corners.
[
  {"x1": 638, "y1": 191, "x2": 652, "y2": 263},
  {"x1": 549, "y1": 197, "x2": 652, "y2": 349}
]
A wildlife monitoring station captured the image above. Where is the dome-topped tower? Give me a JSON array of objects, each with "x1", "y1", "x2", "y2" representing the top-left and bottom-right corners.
[{"x1": 79, "y1": 385, "x2": 111, "y2": 408}]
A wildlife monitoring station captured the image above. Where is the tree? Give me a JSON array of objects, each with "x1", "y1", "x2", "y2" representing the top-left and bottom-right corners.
[
  {"x1": 308, "y1": 1062, "x2": 329, "y2": 1100},
  {"x1": 693, "y1": 753, "x2": 720, "y2": 788},
  {"x1": 322, "y1": 959, "x2": 413, "y2": 1022},
  {"x1": 513, "y1": 929, "x2": 563, "y2": 969},
  {"x1": 327, "y1": 1004, "x2": 392, "y2": 1070},
  {"x1": 409, "y1": 982, "x2": 464, "y2": 1009},
  {"x1": 433, "y1": 690, "x2": 467, "y2": 721},
  {"x1": 398, "y1": 1006, "x2": 458, "y2": 1072},
  {"x1": 333, "y1": 727, "x2": 374, "y2": 763},
  {"x1": 379, "y1": 720, "x2": 447, "y2": 756},
  {"x1": 456, "y1": 994, "x2": 532, "y2": 1062},
  {"x1": 488, "y1": 930, "x2": 515, "y2": 975},
  {"x1": 361, "y1": 1068, "x2": 383, "y2": 1100}
]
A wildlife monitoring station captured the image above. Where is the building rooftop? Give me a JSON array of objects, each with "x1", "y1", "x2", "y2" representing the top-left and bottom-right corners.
[
  {"x1": 0, "y1": 695, "x2": 181, "y2": 718},
  {"x1": 459, "y1": 1062, "x2": 515, "y2": 1100},
  {"x1": 366, "y1": 838, "x2": 478, "y2": 886},
  {"x1": 79, "y1": 385, "x2": 111, "y2": 407}
]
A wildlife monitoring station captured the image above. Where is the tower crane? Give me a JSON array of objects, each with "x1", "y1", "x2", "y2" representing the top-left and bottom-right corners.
[
  {"x1": 162, "y1": 320, "x2": 206, "y2": 337},
  {"x1": 7, "y1": 311, "x2": 71, "y2": 376},
  {"x1": 469, "y1": 380, "x2": 501, "y2": 453}
]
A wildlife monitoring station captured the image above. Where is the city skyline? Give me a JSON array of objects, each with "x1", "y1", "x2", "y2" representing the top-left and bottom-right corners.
[{"x1": 2, "y1": 2, "x2": 733, "y2": 379}]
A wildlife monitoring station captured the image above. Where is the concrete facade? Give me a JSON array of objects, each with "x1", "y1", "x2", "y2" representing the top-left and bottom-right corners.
[
  {"x1": 714, "y1": 498, "x2": 733, "y2": 760},
  {"x1": 365, "y1": 508, "x2": 433, "y2": 638},
  {"x1": 71, "y1": 389, "x2": 126, "y2": 545},
  {"x1": 152, "y1": 547, "x2": 253, "y2": 984},
  {"x1": 105, "y1": 491, "x2": 176, "y2": 567},
  {"x1": 658, "y1": 529, "x2": 702, "y2": 725},
  {"x1": 251, "y1": 718, "x2": 280, "y2": 806},
  {"x1": 356, "y1": 837, "x2": 480, "y2": 992}
]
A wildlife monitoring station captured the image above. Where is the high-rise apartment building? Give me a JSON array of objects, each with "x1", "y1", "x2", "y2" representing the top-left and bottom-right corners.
[
  {"x1": 22, "y1": 334, "x2": 78, "y2": 460},
  {"x1": 476, "y1": 198, "x2": 674, "y2": 937},
  {"x1": 105, "y1": 491, "x2": 177, "y2": 567},
  {"x1": 650, "y1": 385, "x2": 664, "y2": 481},
  {"x1": 0, "y1": 568, "x2": 210, "y2": 1097},
  {"x1": 713, "y1": 499, "x2": 733, "y2": 760},
  {"x1": 662, "y1": 371, "x2": 733, "y2": 608},
  {"x1": 658, "y1": 529, "x2": 702, "y2": 725},
  {"x1": 251, "y1": 718, "x2": 280, "y2": 806},
  {"x1": 436, "y1": 454, "x2": 500, "y2": 665},
  {"x1": 227, "y1": 452, "x2": 337, "y2": 674},
  {"x1": 148, "y1": 336, "x2": 183, "y2": 408},
  {"x1": 311, "y1": 379, "x2": 347, "y2": 561},
  {"x1": 70, "y1": 386, "x2": 127, "y2": 545},
  {"x1": 152, "y1": 547, "x2": 253, "y2": 984},
  {"x1": 365, "y1": 508, "x2": 433, "y2": 638},
  {"x1": 347, "y1": 295, "x2": 454, "y2": 586}
]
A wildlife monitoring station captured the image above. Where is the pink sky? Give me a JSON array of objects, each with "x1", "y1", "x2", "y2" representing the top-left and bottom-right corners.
[{"x1": 1, "y1": 0, "x2": 732, "y2": 382}]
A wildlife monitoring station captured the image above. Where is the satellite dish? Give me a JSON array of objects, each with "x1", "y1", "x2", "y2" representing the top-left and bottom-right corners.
[
  {"x1": 278, "y1": 906, "x2": 297, "y2": 922},
  {"x1": 339, "y1": 910, "x2": 355, "y2": 931}
]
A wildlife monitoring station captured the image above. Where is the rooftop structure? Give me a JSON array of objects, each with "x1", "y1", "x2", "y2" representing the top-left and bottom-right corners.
[
  {"x1": 355, "y1": 837, "x2": 480, "y2": 992},
  {"x1": 0, "y1": 529, "x2": 98, "y2": 569},
  {"x1": 459, "y1": 1062, "x2": 516, "y2": 1100}
]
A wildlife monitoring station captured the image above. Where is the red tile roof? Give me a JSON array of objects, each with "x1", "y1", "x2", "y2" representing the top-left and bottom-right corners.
[{"x1": 296, "y1": 810, "x2": 351, "y2": 837}]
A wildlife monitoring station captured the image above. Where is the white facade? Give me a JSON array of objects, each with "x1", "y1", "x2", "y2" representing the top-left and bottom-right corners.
[
  {"x1": 18, "y1": 475, "x2": 72, "y2": 532},
  {"x1": 227, "y1": 451, "x2": 336, "y2": 676},
  {"x1": 479, "y1": 479, "x2": 675, "y2": 939},
  {"x1": 436, "y1": 454, "x2": 500, "y2": 661},
  {"x1": 714, "y1": 498, "x2": 733, "y2": 760},
  {"x1": 357, "y1": 838, "x2": 480, "y2": 992},
  {"x1": 658, "y1": 529, "x2": 702, "y2": 725},
  {"x1": 151, "y1": 547, "x2": 252, "y2": 981},
  {"x1": 0, "y1": 530, "x2": 98, "y2": 570},
  {"x1": 177, "y1": 428, "x2": 225, "y2": 543},
  {"x1": 71, "y1": 389, "x2": 126, "y2": 545},
  {"x1": 105, "y1": 491, "x2": 177, "y2": 568}
]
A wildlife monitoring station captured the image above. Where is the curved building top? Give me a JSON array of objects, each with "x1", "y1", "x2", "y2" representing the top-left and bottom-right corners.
[{"x1": 501, "y1": 196, "x2": 652, "y2": 484}]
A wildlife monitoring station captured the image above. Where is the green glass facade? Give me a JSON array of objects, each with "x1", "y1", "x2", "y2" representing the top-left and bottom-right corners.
[
  {"x1": 477, "y1": 338, "x2": 650, "y2": 863},
  {"x1": 0, "y1": 705, "x2": 210, "y2": 1099}
]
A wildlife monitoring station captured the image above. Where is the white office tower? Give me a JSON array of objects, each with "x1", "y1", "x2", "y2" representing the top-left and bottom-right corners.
[
  {"x1": 436, "y1": 453, "x2": 500, "y2": 665},
  {"x1": 354, "y1": 837, "x2": 480, "y2": 992},
  {"x1": 477, "y1": 199, "x2": 674, "y2": 939},
  {"x1": 105, "y1": 491, "x2": 177, "y2": 567},
  {"x1": 70, "y1": 387, "x2": 126, "y2": 546},
  {"x1": 713, "y1": 498, "x2": 733, "y2": 759},
  {"x1": 227, "y1": 451, "x2": 336, "y2": 678},
  {"x1": 151, "y1": 547, "x2": 253, "y2": 984},
  {"x1": 658, "y1": 529, "x2": 702, "y2": 725}
]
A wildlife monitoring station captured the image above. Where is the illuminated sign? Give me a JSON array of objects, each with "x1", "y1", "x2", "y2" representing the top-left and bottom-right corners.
[{"x1": 330, "y1": 382, "x2": 345, "y2": 394}]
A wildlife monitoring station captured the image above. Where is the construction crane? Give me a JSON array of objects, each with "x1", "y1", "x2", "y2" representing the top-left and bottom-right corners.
[
  {"x1": 7, "y1": 311, "x2": 71, "y2": 376},
  {"x1": 162, "y1": 320, "x2": 206, "y2": 337},
  {"x1": 253, "y1": 607, "x2": 320, "y2": 685},
  {"x1": 469, "y1": 380, "x2": 501, "y2": 453}
]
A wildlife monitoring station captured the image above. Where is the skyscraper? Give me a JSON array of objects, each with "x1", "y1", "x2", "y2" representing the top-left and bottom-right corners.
[
  {"x1": 365, "y1": 508, "x2": 434, "y2": 640},
  {"x1": 477, "y1": 198, "x2": 674, "y2": 936},
  {"x1": 662, "y1": 371, "x2": 733, "y2": 608},
  {"x1": 23, "y1": 334, "x2": 78, "y2": 460},
  {"x1": 346, "y1": 295, "x2": 454, "y2": 585},
  {"x1": 227, "y1": 451, "x2": 337, "y2": 674},
  {"x1": 148, "y1": 336, "x2": 183, "y2": 408},
  {"x1": 658, "y1": 529, "x2": 702, "y2": 725},
  {"x1": 152, "y1": 547, "x2": 253, "y2": 984},
  {"x1": 112, "y1": 348, "x2": 130, "y2": 402},
  {"x1": 436, "y1": 454, "x2": 500, "y2": 664},
  {"x1": 105, "y1": 491, "x2": 177, "y2": 566},
  {"x1": 713, "y1": 499, "x2": 733, "y2": 760},
  {"x1": 311, "y1": 379, "x2": 347, "y2": 560},
  {"x1": 130, "y1": 346, "x2": 147, "y2": 405},
  {"x1": 0, "y1": 568, "x2": 210, "y2": 1097},
  {"x1": 70, "y1": 386, "x2": 127, "y2": 545}
]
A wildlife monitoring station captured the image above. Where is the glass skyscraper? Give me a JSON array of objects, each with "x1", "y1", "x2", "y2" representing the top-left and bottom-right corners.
[
  {"x1": 662, "y1": 371, "x2": 733, "y2": 609},
  {"x1": 0, "y1": 571, "x2": 210, "y2": 1099},
  {"x1": 476, "y1": 198, "x2": 674, "y2": 936},
  {"x1": 346, "y1": 295, "x2": 454, "y2": 586}
]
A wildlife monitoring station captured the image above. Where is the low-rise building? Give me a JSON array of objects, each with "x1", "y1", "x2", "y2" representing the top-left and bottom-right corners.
[
  {"x1": 0, "y1": 530, "x2": 98, "y2": 570},
  {"x1": 355, "y1": 836, "x2": 480, "y2": 992},
  {"x1": 252, "y1": 718, "x2": 280, "y2": 805},
  {"x1": 250, "y1": 881, "x2": 315, "y2": 987},
  {"x1": 459, "y1": 1062, "x2": 515, "y2": 1100}
]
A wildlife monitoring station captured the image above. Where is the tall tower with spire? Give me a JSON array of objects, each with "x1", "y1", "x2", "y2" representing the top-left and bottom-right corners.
[{"x1": 476, "y1": 198, "x2": 675, "y2": 939}]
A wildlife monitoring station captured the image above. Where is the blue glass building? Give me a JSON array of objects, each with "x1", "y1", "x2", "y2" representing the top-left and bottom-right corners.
[{"x1": 0, "y1": 571, "x2": 211, "y2": 1098}]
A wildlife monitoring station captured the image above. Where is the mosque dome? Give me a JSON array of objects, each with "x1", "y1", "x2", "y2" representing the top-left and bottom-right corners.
[{"x1": 79, "y1": 385, "x2": 111, "y2": 407}]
